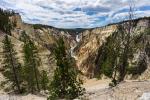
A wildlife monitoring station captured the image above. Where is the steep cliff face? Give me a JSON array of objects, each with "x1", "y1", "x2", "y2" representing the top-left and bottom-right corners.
[
  {"x1": 9, "y1": 14, "x2": 77, "y2": 49},
  {"x1": 74, "y1": 25, "x2": 117, "y2": 78},
  {"x1": 0, "y1": 14, "x2": 77, "y2": 80},
  {"x1": 74, "y1": 17, "x2": 150, "y2": 78}
]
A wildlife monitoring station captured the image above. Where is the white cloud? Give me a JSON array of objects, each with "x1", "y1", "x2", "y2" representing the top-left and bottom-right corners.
[{"x1": 0, "y1": 0, "x2": 150, "y2": 28}]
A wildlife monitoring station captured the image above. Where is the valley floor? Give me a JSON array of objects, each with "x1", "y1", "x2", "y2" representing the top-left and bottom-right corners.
[{"x1": 0, "y1": 79, "x2": 150, "y2": 100}]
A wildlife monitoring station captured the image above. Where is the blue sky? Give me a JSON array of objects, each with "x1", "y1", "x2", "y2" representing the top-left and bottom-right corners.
[{"x1": 0, "y1": 0, "x2": 150, "y2": 28}]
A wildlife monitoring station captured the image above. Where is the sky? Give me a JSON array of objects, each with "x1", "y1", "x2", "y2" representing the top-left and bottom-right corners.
[{"x1": 0, "y1": 0, "x2": 150, "y2": 28}]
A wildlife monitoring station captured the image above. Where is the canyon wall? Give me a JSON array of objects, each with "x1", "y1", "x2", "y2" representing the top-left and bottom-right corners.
[
  {"x1": 0, "y1": 14, "x2": 150, "y2": 80},
  {"x1": 74, "y1": 17, "x2": 150, "y2": 78}
]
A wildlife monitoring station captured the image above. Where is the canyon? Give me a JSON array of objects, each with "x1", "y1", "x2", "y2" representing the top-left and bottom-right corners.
[
  {"x1": 0, "y1": 14, "x2": 150, "y2": 100},
  {"x1": 0, "y1": 14, "x2": 150, "y2": 79}
]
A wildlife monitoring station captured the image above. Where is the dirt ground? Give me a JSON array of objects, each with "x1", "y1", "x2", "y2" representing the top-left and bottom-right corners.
[
  {"x1": 0, "y1": 79, "x2": 150, "y2": 100},
  {"x1": 82, "y1": 79, "x2": 150, "y2": 100}
]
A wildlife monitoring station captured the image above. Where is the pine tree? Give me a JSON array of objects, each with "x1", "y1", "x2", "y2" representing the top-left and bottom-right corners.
[
  {"x1": 118, "y1": 1, "x2": 136, "y2": 82},
  {"x1": 96, "y1": 30, "x2": 123, "y2": 86},
  {"x1": 2, "y1": 35, "x2": 22, "y2": 93},
  {"x1": 22, "y1": 33, "x2": 41, "y2": 93},
  {"x1": 0, "y1": 8, "x2": 15, "y2": 35},
  {"x1": 48, "y1": 37, "x2": 85, "y2": 100},
  {"x1": 40, "y1": 70, "x2": 49, "y2": 91},
  {"x1": 96, "y1": 1, "x2": 137, "y2": 86}
]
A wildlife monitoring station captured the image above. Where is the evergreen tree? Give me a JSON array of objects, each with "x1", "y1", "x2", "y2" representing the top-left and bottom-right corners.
[
  {"x1": 117, "y1": 2, "x2": 136, "y2": 82},
  {"x1": 96, "y1": 1, "x2": 138, "y2": 86},
  {"x1": 0, "y1": 8, "x2": 15, "y2": 35},
  {"x1": 96, "y1": 30, "x2": 123, "y2": 86},
  {"x1": 22, "y1": 33, "x2": 41, "y2": 93},
  {"x1": 1, "y1": 35, "x2": 22, "y2": 93},
  {"x1": 48, "y1": 37, "x2": 85, "y2": 100},
  {"x1": 40, "y1": 70, "x2": 49, "y2": 91}
]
